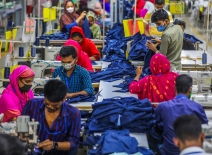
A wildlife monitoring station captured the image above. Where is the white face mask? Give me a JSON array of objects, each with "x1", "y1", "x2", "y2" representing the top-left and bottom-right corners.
[
  {"x1": 67, "y1": 7, "x2": 74, "y2": 13},
  {"x1": 62, "y1": 59, "x2": 76, "y2": 70}
]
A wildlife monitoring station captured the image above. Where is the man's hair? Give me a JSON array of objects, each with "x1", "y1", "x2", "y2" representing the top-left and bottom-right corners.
[
  {"x1": 155, "y1": 0, "x2": 165, "y2": 5},
  {"x1": 44, "y1": 79, "x2": 68, "y2": 102},
  {"x1": 0, "y1": 134, "x2": 25, "y2": 155},
  {"x1": 60, "y1": 46, "x2": 77, "y2": 59},
  {"x1": 151, "y1": 9, "x2": 169, "y2": 23},
  {"x1": 174, "y1": 19, "x2": 186, "y2": 29},
  {"x1": 176, "y1": 74, "x2": 193, "y2": 94},
  {"x1": 71, "y1": 32, "x2": 83, "y2": 39},
  {"x1": 173, "y1": 114, "x2": 202, "y2": 143}
]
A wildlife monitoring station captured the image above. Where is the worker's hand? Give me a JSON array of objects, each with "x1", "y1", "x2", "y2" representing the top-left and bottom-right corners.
[
  {"x1": 152, "y1": 38, "x2": 161, "y2": 44},
  {"x1": 146, "y1": 41, "x2": 158, "y2": 52},
  {"x1": 67, "y1": 93, "x2": 75, "y2": 98},
  {"x1": 136, "y1": 66, "x2": 143, "y2": 76},
  {"x1": 37, "y1": 139, "x2": 54, "y2": 151},
  {"x1": 80, "y1": 11, "x2": 87, "y2": 19}
]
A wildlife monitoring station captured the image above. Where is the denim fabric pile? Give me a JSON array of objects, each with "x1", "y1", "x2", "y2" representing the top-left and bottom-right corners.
[
  {"x1": 39, "y1": 32, "x2": 69, "y2": 40},
  {"x1": 85, "y1": 97, "x2": 156, "y2": 133},
  {"x1": 184, "y1": 33, "x2": 203, "y2": 44},
  {"x1": 102, "y1": 23, "x2": 131, "y2": 62},
  {"x1": 66, "y1": 95, "x2": 95, "y2": 103},
  {"x1": 123, "y1": 0, "x2": 135, "y2": 19},
  {"x1": 83, "y1": 130, "x2": 154, "y2": 155},
  {"x1": 89, "y1": 60, "x2": 136, "y2": 83}
]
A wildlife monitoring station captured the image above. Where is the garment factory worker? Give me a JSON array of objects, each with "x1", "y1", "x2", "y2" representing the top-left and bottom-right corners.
[
  {"x1": 56, "y1": 40, "x2": 93, "y2": 72},
  {"x1": 60, "y1": 0, "x2": 86, "y2": 33},
  {"x1": 0, "y1": 65, "x2": 35, "y2": 122},
  {"x1": 173, "y1": 19, "x2": 196, "y2": 50},
  {"x1": 146, "y1": 9, "x2": 183, "y2": 70},
  {"x1": 87, "y1": 11, "x2": 101, "y2": 39},
  {"x1": 53, "y1": 46, "x2": 94, "y2": 98},
  {"x1": 155, "y1": 74, "x2": 208, "y2": 155},
  {"x1": 94, "y1": 1, "x2": 109, "y2": 18},
  {"x1": 70, "y1": 26, "x2": 101, "y2": 60},
  {"x1": 173, "y1": 115, "x2": 211, "y2": 155},
  {"x1": 144, "y1": 0, "x2": 173, "y2": 37},
  {"x1": 0, "y1": 134, "x2": 25, "y2": 155},
  {"x1": 22, "y1": 80, "x2": 81, "y2": 155},
  {"x1": 129, "y1": 54, "x2": 178, "y2": 103}
]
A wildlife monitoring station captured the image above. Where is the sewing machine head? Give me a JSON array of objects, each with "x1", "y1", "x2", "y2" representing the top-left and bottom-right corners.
[
  {"x1": 45, "y1": 47, "x2": 61, "y2": 61},
  {"x1": 32, "y1": 78, "x2": 51, "y2": 96},
  {"x1": 177, "y1": 71, "x2": 212, "y2": 93},
  {"x1": 31, "y1": 60, "x2": 61, "y2": 78}
]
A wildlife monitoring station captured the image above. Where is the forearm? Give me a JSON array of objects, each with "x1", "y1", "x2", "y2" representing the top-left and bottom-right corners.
[
  {"x1": 134, "y1": 74, "x2": 141, "y2": 81},
  {"x1": 67, "y1": 91, "x2": 88, "y2": 98},
  {"x1": 57, "y1": 142, "x2": 70, "y2": 151},
  {"x1": 89, "y1": 56, "x2": 96, "y2": 60},
  {"x1": 76, "y1": 17, "x2": 83, "y2": 24}
]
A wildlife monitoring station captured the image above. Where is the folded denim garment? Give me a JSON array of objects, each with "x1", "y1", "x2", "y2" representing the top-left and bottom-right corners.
[
  {"x1": 39, "y1": 32, "x2": 69, "y2": 40},
  {"x1": 66, "y1": 95, "x2": 95, "y2": 103},
  {"x1": 184, "y1": 33, "x2": 203, "y2": 44}
]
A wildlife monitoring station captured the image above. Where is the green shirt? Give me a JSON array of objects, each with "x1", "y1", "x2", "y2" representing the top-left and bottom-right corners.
[{"x1": 160, "y1": 24, "x2": 183, "y2": 70}]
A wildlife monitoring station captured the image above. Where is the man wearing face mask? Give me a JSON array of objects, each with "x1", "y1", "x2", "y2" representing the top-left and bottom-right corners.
[
  {"x1": 22, "y1": 79, "x2": 81, "y2": 155},
  {"x1": 173, "y1": 114, "x2": 210, "y2": 155},
  {"x1": 143, "y1": 0, "x2": 173, "y2": 37},
  {"x1": 146, "y1": 9, "x2": 183, "y2": 70},
  {"x1": 52, "y1": 46, "x2": 94, "y2": 98},
  {"x1": 154, "y1": 74, "x2": 208, "y2": 155}
]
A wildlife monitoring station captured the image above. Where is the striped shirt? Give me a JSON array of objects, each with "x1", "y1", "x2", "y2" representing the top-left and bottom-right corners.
[
  {"x1": 52, "y1": 65, "x2": 94, "y2": 95},
  {"x1": 21, "y1": 98, "x2": 81, "y2": 155}
]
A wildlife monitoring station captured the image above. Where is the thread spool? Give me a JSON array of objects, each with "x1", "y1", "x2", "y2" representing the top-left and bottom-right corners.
[
  {"x1": 31, "y1": 47, "x2": 36, "y2": 57},
  {"x1": 4, "y1": 67, "x2": 10, "y2": 79},
  {"x1": 35, "y1": 37, "x2": 40, "y2": 46},
  {"x1": 45, "y1": 38, "x2": 50, "y2": 47},
  {"x1": 19, "y1": 47, "x2": 24, "y2": 57},
  {"x1": 54, "y1": 23, "x2": 58, "y2": 29},
  {"x1": 202, "y1": 51, "x2": 207, "y2": 64}
]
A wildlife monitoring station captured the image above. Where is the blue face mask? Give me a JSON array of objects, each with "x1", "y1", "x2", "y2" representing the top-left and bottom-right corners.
[{"x1": 157, "y1": 24, "x2": 166, "y2": 32}]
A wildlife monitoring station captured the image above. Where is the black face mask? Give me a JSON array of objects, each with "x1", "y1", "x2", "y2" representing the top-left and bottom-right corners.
[
  {"x1": 45, "y1": 104, "x2": 61, "y2": 113},
  {"x1": 19, "y1": 79, "x2": 32, "y2": 92}
]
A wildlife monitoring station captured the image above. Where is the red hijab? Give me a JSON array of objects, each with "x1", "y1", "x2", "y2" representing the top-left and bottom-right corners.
[
  {"x1": 70, "y1": 26, "x2": 100, "y2": 60},
  {"x1": 60, "y1": 0, "x2": 83, "y2": 31},
  {"x1": 129, "y1": 54, "x2": 178, "y2": 102},
  {"x1": 56, "y1": 40, "x2": 93, "y2": 72}
]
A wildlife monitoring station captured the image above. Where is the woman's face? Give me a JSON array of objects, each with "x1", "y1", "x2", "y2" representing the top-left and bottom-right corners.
[
  {"x1": 66, "y1": 1, "x2": 74, "y2": 9},
  {"x1": 18, "y1": 76, "x2": 34, "y2": 89}
]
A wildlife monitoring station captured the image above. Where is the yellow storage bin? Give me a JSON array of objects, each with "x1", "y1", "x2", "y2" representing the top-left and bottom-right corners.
[
  {"x1": 43, "y1": 8, "x2": 57, "y2": 22},
  {"x1": 169, "y1": 2, "x2": 184, "y2": 14}
]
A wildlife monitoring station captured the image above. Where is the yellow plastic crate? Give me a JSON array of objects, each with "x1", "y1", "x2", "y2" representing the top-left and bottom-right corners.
[{"x1": 169, "y1": 2, "x2": 184, "y2": 14}]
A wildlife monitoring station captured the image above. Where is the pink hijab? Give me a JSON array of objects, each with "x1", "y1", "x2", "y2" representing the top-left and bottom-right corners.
[
  {"x1": 56, "y1": 40, "x2": 94, "y2": 72},
  {"x1": 0, "y1": 65, "x2": 34, "y2": 122}
]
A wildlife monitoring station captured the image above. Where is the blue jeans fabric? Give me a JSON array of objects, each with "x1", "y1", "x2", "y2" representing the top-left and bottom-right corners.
[
  {"x1": 123, "y1": 0, "x2": 135, "y2": 19},
  {"x1": 66, "y1": 95, "x2": 95, "y2": 103},
  {"x1": 89, "y1": 60, "x2": 136, "y2": 83},
  {"x1": 184, "y1": 33, "x2": 203, "y2": 44},
  {"x1": 83, "y1": 130, "x2": 154, "y2": 155},
  {"x1": 82, "y1": 18, "x2": 93, "y2": 39},
  {"x1": 40, "y1": 32, "x2": 69, "y2": 40},
  {"x1": 85, "y1": 97, "x2": 156, "y2": 134}
]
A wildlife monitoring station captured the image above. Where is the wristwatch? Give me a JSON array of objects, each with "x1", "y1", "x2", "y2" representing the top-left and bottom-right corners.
[{"x1": 53, "y1": 141, "x2": 58, "y2": 150}]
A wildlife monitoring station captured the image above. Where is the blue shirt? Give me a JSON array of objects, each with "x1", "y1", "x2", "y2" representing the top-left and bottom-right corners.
[
  {"x1": 155, "y1": 94, "x2": 208, "y2": 155},
  {"x1": 52, "y1": 65, "x2": 94, "y2": 95},
  {"x1": 21, "y1": 98, "x2": 81, "y2": 155}
]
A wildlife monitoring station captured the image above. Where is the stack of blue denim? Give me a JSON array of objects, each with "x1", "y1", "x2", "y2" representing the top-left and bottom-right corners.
[
  {"x1": 83, "y1": 130, "x2": 154, "y2": 155},
  {"x1": 102, "y1": 23, "x2": 132, "y2": 62},
  {"x1": 66, "y1": 95, "x2": 95, "y2": 103},
  {"x1": 184, "y1": 33, "x2": 203, "y2": 44},
  {"x1": 128, "y1": 33, "x2": 155, "y2": 61},
  {"x1": 85, "y1": 97, "x2": 156, "y2": 134},
  {"x1": 89, "y1": 60, "x2": 136, "y2": 83},
  {"x1": 123, "y1": 0, "x2": 135, "y2": 19},
  {"x1": 39, "y1": 32, "x2": 69, "y2": 40}
]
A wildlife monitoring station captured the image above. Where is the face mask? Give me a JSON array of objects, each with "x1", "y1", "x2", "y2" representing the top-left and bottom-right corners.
[
  {"x1": 19, "y1": 79, "x2": 32, "y2": 92},
  {"x1": 67, "y1": 7, "x2": 74, "y2": 13},
  {"x1": 45, "y1": 104, "x2": 61, "y2": 113},
  {"x1": 62, "y1": 60, "x2": 76, "y2": 70},
  {"x1": 157, "y1": 24, "x2": 166, "y2": 32}
]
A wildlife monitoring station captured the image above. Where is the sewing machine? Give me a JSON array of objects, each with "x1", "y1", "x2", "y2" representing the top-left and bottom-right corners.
[
  {"x1": 177, "y1": 71, "x2": 212, "y2": 93},
  {"x1": 202, "y1": 124, "x2": 212, "y2": 153},
  {"x1": 44, "y1": 46, "x2": 61, "y2": 61},
  {"x1": 0, "y1": 115, "x2": 40, "y2": 154},
  {"x1": 31, "y1": 60, "x2": 61, "y2": 78}
]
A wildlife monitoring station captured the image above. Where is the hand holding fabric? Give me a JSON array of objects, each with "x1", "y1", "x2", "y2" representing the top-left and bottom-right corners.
[
  {"x1": 37, "y1": 139, "x2": 54, "y2": 151},
  {"x1": 152, "y1": 38, "x2": 161, "y2": 44},
  {"x1": 136, "y1": 66, "x2": 143, "y2": 76},
  {"x1": 80, "y1": 11, "x2": 87, "y2": 20},
  {"x1": 146, "y1": 41, "x2": 158, "y2": 53}
]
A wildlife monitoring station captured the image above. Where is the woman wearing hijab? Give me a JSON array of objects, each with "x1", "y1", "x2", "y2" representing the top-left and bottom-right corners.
[
  {"x1": 56, "y1": 40, "x2": 94, "y2": 72},
  {"x1": 70, "y1": 26, "x2": 100, "y2": 60},
  {"x1": 0, "y1": 65, "x2": 35, "y2": 122},
  {"x1": 60, "y1": 0, "x2": 86, "y2": 33},
  {"x1": 129, "y1": 54, "x2": 178, "y2": 103},
  {"x1": 87, "y1": 11, "x2": 101, "y2": 39}
]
